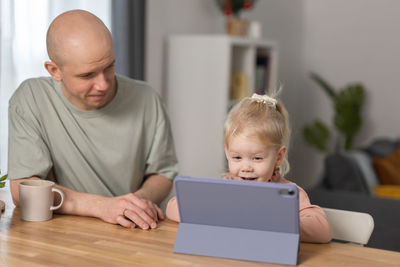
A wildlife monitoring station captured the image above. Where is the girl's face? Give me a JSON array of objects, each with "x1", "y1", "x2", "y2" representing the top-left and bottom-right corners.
[{"x1": 225, "y1": 134, "x2": 286, "y2": 182}]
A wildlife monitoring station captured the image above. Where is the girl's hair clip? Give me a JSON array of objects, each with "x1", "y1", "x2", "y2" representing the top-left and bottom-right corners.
[{"x1": 250, "y1": 93, "x2": 277, "y2": 108}]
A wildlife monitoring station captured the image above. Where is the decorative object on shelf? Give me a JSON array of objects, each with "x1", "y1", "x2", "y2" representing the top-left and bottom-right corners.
[
  {"x1": 303, "y1": 72, "x2": 366, "y2": 153},
  {"x1": 215, "y1": 0, "x2": 258, "y2": 36},
  {"x1": 225, "y1": 18, "x2": 247, "y2": 36},
  {"x1": 248, "y1": 20, "x2": 262, "y2": 39},
  {"x1": 255, "y1": 54, "x2": 270, "y2": 94},
  {"x1": 230, "y1": 72, "x2": 248, "y2": 100}
]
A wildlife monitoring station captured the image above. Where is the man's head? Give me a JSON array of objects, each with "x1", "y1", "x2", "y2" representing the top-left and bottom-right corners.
[{"x1": 45, "y1": 9, "x2": 116, "y2": 110}]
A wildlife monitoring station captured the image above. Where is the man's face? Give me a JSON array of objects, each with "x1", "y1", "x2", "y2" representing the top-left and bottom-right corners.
[{"x1": 57, "y1": 49, "x2": 116, "y2": 111}]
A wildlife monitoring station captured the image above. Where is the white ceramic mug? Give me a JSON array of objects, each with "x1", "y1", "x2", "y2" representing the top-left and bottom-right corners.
[{"x1": 19, "y1": 180, "x2": 64, "y2": 221}]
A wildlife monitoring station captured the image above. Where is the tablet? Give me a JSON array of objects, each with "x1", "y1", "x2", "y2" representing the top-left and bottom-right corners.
[{"x1": 173, "y1": 176, "x2": 299, "y2": 265}]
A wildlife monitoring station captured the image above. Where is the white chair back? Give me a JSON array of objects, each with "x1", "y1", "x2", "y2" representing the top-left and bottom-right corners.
[{"x1": 322, "y1": 207, "x2": 374, "y2": 245}]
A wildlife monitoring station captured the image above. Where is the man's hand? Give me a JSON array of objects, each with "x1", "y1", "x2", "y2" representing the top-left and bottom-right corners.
[{"x1": 98, "y1": 193, "x2": 164, "y2": 229}]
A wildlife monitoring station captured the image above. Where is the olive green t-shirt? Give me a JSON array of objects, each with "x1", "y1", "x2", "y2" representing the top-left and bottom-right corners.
[{"x1": 8, "y1": 75, "x2": 178, "y2": 196}]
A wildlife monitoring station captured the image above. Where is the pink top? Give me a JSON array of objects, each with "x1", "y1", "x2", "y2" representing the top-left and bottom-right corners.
[{"x1": 166, "y1": 177, "x2": 332, "y2": 243}]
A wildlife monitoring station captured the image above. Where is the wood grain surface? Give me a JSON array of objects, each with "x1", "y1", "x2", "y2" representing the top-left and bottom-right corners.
[{"x1": 1, "y1": 189, "x2": 399, "y2": 266}]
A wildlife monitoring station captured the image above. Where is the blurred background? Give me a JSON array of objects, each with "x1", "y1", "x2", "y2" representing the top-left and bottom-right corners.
[{"x1": 1, "y1": 0, "x2": 399, "y2": 190}]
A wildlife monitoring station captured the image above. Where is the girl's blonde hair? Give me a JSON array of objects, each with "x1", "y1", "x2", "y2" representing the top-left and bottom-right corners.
[{"x1": 224, "y1": 93, "x2": 291, "y2": 175}]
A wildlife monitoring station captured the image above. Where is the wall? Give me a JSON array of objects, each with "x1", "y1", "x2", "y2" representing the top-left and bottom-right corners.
[
  {"x1": 297, "y1": 0, "x2": 400, "y2": 186},
  {"x1": 146, "y1": 0, "x2": 223, "y2": 94},
  {"x1": 146, "y1": 0, "x2": 400, "y2": 188},
  {"x1": 244, "y1": 1, "x2": 308, "y2": 186}
]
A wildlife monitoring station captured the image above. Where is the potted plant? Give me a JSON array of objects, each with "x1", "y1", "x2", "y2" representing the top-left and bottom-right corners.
[
  {"x1": 303, "y1": 72, "x2": 366, "y2": 153},
  {"x1": 215, "y1": 0, "x2": 258, "y2": 36},
  {"x1": 302, "y1": 73, "x2": 367, "y2": 191}
]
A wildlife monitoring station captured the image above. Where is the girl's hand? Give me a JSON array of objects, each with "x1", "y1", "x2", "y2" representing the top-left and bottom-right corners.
[
  {"x1": 223, "y1": 173, "x2": 240, "y2": 180},
  {"x1": 271, "y1": 166, "x2": 283, "y2": 182}
]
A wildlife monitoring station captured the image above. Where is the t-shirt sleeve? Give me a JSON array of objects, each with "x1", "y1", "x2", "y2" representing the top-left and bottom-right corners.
[
  {"x1": 143, "y1": 93, "x2": 178, "y2": 181},
  {"x1": 298, "y1": 186, "x2": 332, "y2": 243},
  {"x1": 8, "y1": 96, "x2": 52, "y2": 180}
]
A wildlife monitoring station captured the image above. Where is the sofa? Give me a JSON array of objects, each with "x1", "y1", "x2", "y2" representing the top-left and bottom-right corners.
[
  {"x1": 307, "y1": 188, "x2": 400, "y2": 252},
  {"x1": 306, "y1": 138, "x2": 400, "y2": 252}
]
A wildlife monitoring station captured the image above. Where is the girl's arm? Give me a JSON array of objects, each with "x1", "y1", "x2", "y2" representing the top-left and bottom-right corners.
[
  {"x1": 298, "y1": 187, "x2": 332, "y2": 243},
  {"x1": 166, "y1": 196, "x2": 181, "y2": 222}
]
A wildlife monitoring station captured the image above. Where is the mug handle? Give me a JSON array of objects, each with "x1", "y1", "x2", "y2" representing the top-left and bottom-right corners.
[{"x1": 50, "y1": 188, "x2": 64, "y2": 211}]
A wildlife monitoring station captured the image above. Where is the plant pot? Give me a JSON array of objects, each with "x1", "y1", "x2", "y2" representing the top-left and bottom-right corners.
[{"x1": 225, "y1": 17, "x2": 248, "y2": 37}]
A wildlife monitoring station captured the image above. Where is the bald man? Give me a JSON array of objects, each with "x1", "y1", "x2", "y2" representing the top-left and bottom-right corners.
[{"x1": 8, "y1": 10, "x2": 178, "y2": 229}]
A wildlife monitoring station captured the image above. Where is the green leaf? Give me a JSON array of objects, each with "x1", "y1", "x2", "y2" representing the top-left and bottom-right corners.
[
  {"x1": 334, "y1": 83, "x2": 365, "y2": 150},
  {"x1": 310, "y1": 72, "x2": 337, "y2": 101},
  {"x1": 215, "y1": 0, "x2": 258, "y2": 17},
  {"x1": 0, "y1": 174, "x2": 7, "y2": 181},
  {"x1": 305, "y1": 73, "x2": 366, "y2": 152},
  {"x1": 303, "y1": 120, "x2": 331, "y2": 152},
  {"x1": 0, "y1": 173, "x2": 7, "y2": 188}
]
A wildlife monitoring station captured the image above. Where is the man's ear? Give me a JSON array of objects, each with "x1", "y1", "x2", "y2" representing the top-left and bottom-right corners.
[
  {"x1": 276, "y1": 146, "x2": 287, "y2": 167},
  {"x1": 44, "y1": 61, "x2": 62, "y2": 81}
]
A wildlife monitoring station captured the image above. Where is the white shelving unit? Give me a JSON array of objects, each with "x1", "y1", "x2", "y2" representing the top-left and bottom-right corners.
[{"x1": 165, "y1": 35, "x2": 278, "y2": 178}]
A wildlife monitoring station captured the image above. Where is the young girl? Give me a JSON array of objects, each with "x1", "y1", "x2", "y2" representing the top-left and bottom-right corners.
[{"x1": 166, "y1": 93, "x2": 332, "y2": 243}]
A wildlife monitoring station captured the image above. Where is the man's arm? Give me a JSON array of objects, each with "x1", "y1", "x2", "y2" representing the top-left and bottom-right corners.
[
  {"x1": 134, "y1": 174, "x2": 172, "y2": 205},
  {"x1": 10, "y1": 177, "x2": 106, "y2": 217},
  {"x1": 10, "y1": 177, "x2": 116, "y2": 220},
  {"x1": 10, "y1": 175, "x2": 172, "y2": 229}
]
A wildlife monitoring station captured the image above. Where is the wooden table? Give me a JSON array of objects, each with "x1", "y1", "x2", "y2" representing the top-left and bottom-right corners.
[{"x1": 1, "y1": 189, "x2": 400, "y2": 266}]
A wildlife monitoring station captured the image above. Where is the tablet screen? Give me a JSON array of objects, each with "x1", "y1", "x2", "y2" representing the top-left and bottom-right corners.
[{"x1": 175, "y1": 176, "x2": 299, "y2": 233}]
